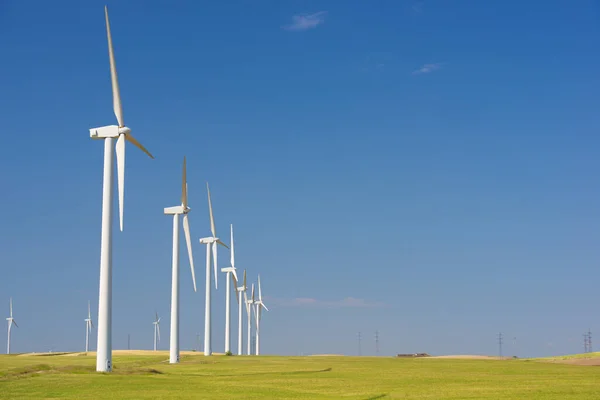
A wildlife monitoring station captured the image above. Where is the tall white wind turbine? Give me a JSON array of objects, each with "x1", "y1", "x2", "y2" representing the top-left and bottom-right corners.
[
  {"x1": 6, "y1": 298, "x2": 18, "y2": 355},
  {"x1": 221, "y1": 224, "x2": 239, "y2": 354},
  {"x1": 254, "y1": 275, "x2": 269, "y2": 355},
  {"x1": 89, "y1": 6, "x2": 154, "y2": 372},
  {"x1": 245, "y1": 284, "x2": 255, "y2": 355},
  {"x1": 236, "y1": 270, "x2": 247, "y2": 355},
  {"x1": 153, "y1": 312, "x2": 161, "y2": 351},
  {"x1": 199, "y1": 183, "x2": 229, "y2": 356},
  {"x1": 164, "y1": 156, "x2": 197, "y2": 363},
  {"x1": 84, "y1": 301, "x2": 95, "y2": 353}
]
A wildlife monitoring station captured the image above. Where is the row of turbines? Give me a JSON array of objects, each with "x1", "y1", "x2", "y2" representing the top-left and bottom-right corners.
[
  {"x1": 82, "y1": 6, "x2": 269, "y2": 372},
  {"x1": 149, "y1": 266, "x2": 268, "y2": 357}
]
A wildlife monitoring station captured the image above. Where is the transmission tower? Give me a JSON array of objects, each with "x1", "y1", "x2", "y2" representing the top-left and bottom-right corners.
[
  {"x1": 497, "y1": 333, "x2": 503, "y2": 358},
  {"x1": 588, "y1": 329, "x2": 592, "y2": 353},
  {"x1": 375, "y1": 331, "x2": 380, "y2": 355},
  {"x1": 584, "y1": 333, "x2": 589, "y2": 353}
]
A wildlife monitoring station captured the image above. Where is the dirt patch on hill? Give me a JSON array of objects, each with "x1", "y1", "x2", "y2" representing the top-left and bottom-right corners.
[
  {"x1": 430, "y1": 355, "x2": 506, "y2": 360},
  {"x1": 543, "y1": 357, "x2": 600, "y2": 366}
]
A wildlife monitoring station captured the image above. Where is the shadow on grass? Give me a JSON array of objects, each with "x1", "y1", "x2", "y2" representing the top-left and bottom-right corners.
[{"x1": 365, "y1": 395, "x2": 387, "y2": 400}]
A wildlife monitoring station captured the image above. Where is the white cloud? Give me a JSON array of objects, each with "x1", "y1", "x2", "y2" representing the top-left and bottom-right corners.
[
  {"x1": 412, "y1": 62, "x2": 443, "y2": 75},
  {"x1": 412, "y1": 1, "x2": 425, "y2": 14},
  {"x1": 283, "y1": 11, "x2": 327, "y2": 31}
]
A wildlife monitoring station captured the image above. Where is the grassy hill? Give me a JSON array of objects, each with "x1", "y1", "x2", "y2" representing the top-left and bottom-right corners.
[{"x1": 1, "y1": 351, "x2": 599, "y2": 399}]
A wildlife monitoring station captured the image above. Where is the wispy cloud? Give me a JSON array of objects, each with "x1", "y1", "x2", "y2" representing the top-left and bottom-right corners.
[
  {"x1": 283, "y1": 11, "x2": 327, "y2": 31},
  {"x1": 266, "y1": 296, "x2": 385, "y2": 308},
  {"x1": 412, "y1": 1, "x2": 425, "y2": 14},
  {"x1": 412, "y1": 62, "x2": 443, "y2": 75}
]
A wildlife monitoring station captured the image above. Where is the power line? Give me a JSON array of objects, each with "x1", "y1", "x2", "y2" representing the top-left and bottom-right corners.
[{"x1": 375, "y1": 331, "x2": 380, "y2": 355}]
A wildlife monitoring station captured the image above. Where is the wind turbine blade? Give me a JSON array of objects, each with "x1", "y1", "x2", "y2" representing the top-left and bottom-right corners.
[
  {"x1": 183, "y1": 214, "x2": 197, "y2": 292},
  {"x1": 182, "y1": 156, "x2": 187, "y2": 208},
  {"x1": 12, "y1": 320, "x2": 18, "y2": 328},
  {"x1": 262, "y1": 303, "x2": 269, "y2": 312},
  {"x1": 231, "y1": 273, "x2": 239, "y2": 304},
  {"x1": 206, "y1": 182, "x2": 216, "y2": 237},
  {"x1": 91, "y1": 320, "x2": 95, "y2": 329},
  {"x1": 212, "y1": 241, "x2": 218, "y2": 289},
  {"x1": 9, "y1": 297, "x2": 12, "y2": 318},
  {"x1": 230, "y1": 224, "x2": 234, "y2": 268},
  {"x1": 105, "y1": 6, "x2": 124, "y2": 127},
  {"x1": 125, "y1": 133, "x2": 154, "y2": 159},
  {"x1": 243, "y1": 270, "x2": 246, "y2": 288},
  {"x1": 244, "y1": 291, "x2": 249, "y2": 313},
  {"x1": 116, "y1": 134, "x2": 125, "y2": 231},
  {"x1": 251, "y1": 284, "x2": 255, "y2": 302},
  {"x1": 157, "y1": 324, "x2": 160, "y2": 342},
  {"x1": 216, "y1": 239, "x2": 229, "y2": 249},
  {"x1": 155, "y1": 311, "x2": 158, "y2": 322},
  {"x1": 258, "y1": 275, "x2": 262, "y2": 300},
  {"x1": 231, "y1": 268, "x2": 238, "y2": 283},
  {"x1": 88, "y1": 301, "x2": 91, "y2": 319}
]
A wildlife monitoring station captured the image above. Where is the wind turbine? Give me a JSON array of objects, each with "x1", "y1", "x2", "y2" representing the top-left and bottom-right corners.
[
  {"x1": 254, "y1": 275, "x2": 269, "y2": 355},
  {"x1": 164, "y1": 156, "x2": 197, "y2": 364},
  {"x1": 245, "y1": 284, "x2": 255, "y2": 355},
  {"x1": 84, "y1": 301, "x2": 94, "y2": 353},
  {"x1": 236, "y1": 270, "x2": 247, "y2": 355},
  {"x1": 89, "y1": 6, "x2": 154, "y2": 372},
  {"x1": 221, "y1": 224, "x2": 239, "y2": 354},
  {"x1": 6, "y1": 298, "x2": 18, "y2": 354},
  {"x1": 153, "y1": 312, "x2": 161, "y2": 351},
  {"x1": 199, "y1": 183, "x2": 229, "y2": 356}
]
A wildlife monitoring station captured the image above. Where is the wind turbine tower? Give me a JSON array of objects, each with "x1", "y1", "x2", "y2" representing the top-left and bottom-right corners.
[
  {"x1": 237, "y1": 270, "x2": 247, "y2": 355},
  {"x1": 254, "y1": 276, "x2": 269, "y2": 355},
  {"x1": 84, "y1": 301, "x2": 95, "y2": 353},
  {"x1": 153, "y1": 312, "x2": 161, "y2": 351},
  {"x1": 6, "y1": 298, "x2": 18, "y2": 354},
  {"x1": 199, "y1": 183, "x2": 229, "y2": 356},
  {"x1": 164, "y1": 156, "x2": 198, "y2": 363},
  {"x1": 222, "y1": 224, "x2": 239, "y2": 354},
  {"x1": 245, "y1": 284, "x2": 255, "y2": 355},
  {"x1": 89, "y1": 6, "x2": 154, "y2": 372}
]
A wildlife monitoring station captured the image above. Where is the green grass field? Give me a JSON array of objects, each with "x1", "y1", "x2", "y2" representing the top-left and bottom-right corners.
[{"x1": 1, "y1": 352, "x2": 599, "y2": 399}]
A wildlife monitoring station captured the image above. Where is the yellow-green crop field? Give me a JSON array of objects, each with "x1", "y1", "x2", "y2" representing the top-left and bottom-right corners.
[{"x1": 1, "y1": 351, "x2": 599, "y2": 399}]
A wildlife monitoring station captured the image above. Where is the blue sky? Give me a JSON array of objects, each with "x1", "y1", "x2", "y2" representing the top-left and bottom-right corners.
[{"x1": 0, "y1": 0, "x2": 599, "y2": 358}]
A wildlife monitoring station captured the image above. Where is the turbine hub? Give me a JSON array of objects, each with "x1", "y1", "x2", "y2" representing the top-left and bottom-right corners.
[{"x1": 118, "y1": 126, "x2": 131, "y2": 135}]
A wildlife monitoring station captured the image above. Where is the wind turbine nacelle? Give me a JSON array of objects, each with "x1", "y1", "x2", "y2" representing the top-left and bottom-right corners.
[
  {"x1": 89, "y1": 125, "x2": 121, "y2": 139},
  {"x1": 199, "y1": 237, "x2": 217, "y2": 244},
  {"x1": 164, "y1": 205, "x2": 185, "y2": 215}
]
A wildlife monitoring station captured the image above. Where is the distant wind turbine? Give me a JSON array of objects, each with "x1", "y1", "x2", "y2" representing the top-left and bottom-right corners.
[
  {"x1": 153, "y1": 312, "x2": 161, "y2": 351},
  {"x1": 164, "y1": 156, "x2": 197, "y2": 363},
  {"x1": 254, "y1": 276, "x2": 269, "y2": 355},
  {"x1": 237, "y1": 270, "x2": 247, "y2": 355},
  {"x1": 89, "y1": 6, "x2": 154, "y2": 373},
  {"x1": 199, "y1": 183, "x2": 229, "y2": 356},
  {"x1": 6, "y1": 298, "x2": 18, "y2": 354},
  {"x1": 221, "y1": 224, "x2": 239, "y2": 354},
  {"x1": 84, "y1": 301, "x2": 94, "y2": 353}
]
